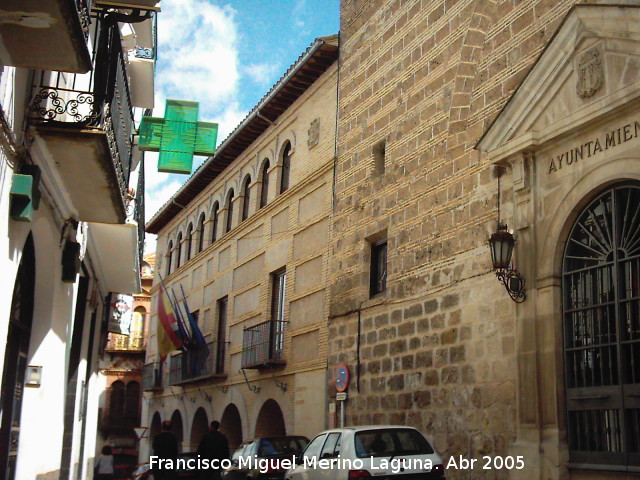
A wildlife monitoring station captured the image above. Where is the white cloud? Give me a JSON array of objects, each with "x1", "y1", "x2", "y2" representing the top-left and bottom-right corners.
[
  {"x1": 156, "y1": 1, "x2": 239, "y2": 110},
  {"x1": 293, "y1": 0, "x2": 308, "y2": 31},
  {"x1": 244, "y1": 62, "x2": 281, "y2": 87},
  {"x1": 144, "y1": 1, "x2": 250, "y2": 253}
]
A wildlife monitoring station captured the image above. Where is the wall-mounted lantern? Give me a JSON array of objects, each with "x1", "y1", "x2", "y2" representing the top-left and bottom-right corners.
[
  {"x1": 488, "y1": 167, "x2": 526, "y2": 303},
  {"x1": 489, "y1": 224, "x2": 525, "y2": 302}
]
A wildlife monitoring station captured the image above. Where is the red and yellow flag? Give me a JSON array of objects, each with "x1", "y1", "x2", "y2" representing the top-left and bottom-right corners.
[{"x1": 157, "y1": 285, "x2": 182, "y2": 360}]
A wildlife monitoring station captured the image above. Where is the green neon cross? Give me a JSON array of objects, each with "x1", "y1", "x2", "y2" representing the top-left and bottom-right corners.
[{"x1": 138, "y1": 99, "x2": 218, "y2": 174}]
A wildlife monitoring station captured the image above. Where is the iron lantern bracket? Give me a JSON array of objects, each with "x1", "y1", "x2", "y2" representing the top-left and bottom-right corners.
[{"x1": 494, "y1": 267, "x2": 526, "y2": 303}]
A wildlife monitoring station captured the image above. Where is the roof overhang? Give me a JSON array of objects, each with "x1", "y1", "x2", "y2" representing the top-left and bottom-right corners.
[
  {"x1": 146, "y1": 34, "x2": 339, "y2": 234},
  {"x1": 88, "y1": 222, "x2": 141, "y2": 294}
]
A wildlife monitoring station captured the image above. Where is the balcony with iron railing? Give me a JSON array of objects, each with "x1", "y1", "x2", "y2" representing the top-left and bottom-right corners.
[
  {"x1": 105, "y1": 332, "x2": 146, "y2": 353},
  {"x1": 241, "y1": 320, "x2": 287, "y2": 369},
  {"x1": 142, "y1": 362, "x2": 163, "y2": 391},
  {"x1": 0, "y1": 0, "x2": 92, "y2": 73},
  {"x1": 28, "y1": 12, "x2": 135, "y2": 224},
  {"x1": 168, "y1": 341, "x2": 227, "y2": 386}
]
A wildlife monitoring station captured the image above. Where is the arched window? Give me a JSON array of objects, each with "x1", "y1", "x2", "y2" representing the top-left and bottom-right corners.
[
  {"x1": 186, "y1": 223, "x2": 193, "y2": 262},
  {"x1": 225, "y1": 190, "x2": 235, "y2": 233},
  {"x1": 197, "y1": 213, "x2": 206, "y2": 253},
  {"x1": 176, "y1": 232, "x2": 183, "y2": 269},
  {"x1": 124, "y1": 381, "x2": 140, "y2": 422},
  {"x1": 109, "y1": 381, "x2": 125, "y2": 422},
  {"x1": 242, "y1": 176, "x2": 251, "y2": 221},
  {"x1": 562, "y1": 184, "x2": 640, "y2": 467},
  {"x1": 166, "y1": 241, "x2": 173, "y2": 276},
  {"x1": 260, "y1": 160, "x2": 270, "y2": 209},
  {"x1": 280, "y1": 142, "x2": 291, "y2": 193},
  {"x1": 131, "y1": 306, "x2": 146, "y2": 350},
  {"x1": 211, "y1": 202, "x2": 219, "y2": 243}
]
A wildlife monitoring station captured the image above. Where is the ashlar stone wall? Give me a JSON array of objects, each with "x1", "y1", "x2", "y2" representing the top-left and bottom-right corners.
[{"x1": 329, "y1": 1, "x2": 585, "y2": 478}]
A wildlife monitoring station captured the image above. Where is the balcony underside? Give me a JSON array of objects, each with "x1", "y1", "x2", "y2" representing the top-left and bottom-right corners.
[
  {"x1": 174, "y1": 372, "x2": 226, "y2": 386},
  {"x1": 95, "y1": 0, "x2": 160, "y2": 10},
  {"x1": 0, "y1": 0, "x2": 91, "y2": 73},
  {"x1": 87, "y1": 221, "x2": 141, "y2": 295},
  {"x1": 242, "y1": 359, "x2": 286, "y2": 370},
  {"x1": 32, "y1": 125, "x2": 126, "y2": 224}
]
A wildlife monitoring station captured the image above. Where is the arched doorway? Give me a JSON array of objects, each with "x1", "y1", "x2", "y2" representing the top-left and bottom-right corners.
[
  {"x1": 0, "y1": 234, "x2": 36, "y2": 480},
  {"x1": 220, "y1": 404, "x2": 243, "y2": 452},
  {"x1": 170, "y1": 410, "x2": 184, "y2": 452},
  {"x1": 150, "y1": 412, "x2": 162, "y2": 441},
  {"x1": 254, "y1": 400, "x2": 285, "y2": 438},
  {"x1": 562, "y1": 183, "x2": 640, "y2": 468},
  {"x1": 190, "y1": 407, "x2": 209, "y2": 451}
]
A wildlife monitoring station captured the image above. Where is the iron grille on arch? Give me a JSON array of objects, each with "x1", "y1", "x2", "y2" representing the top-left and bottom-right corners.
[{"x1": 562, "y1": 183, "x2": 640, "y2": 468}]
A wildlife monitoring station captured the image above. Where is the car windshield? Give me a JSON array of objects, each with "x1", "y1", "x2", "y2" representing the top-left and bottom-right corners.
[
  {"x1": 354, "y1": 429, "x2": 434, "y2": 458},
  {"x1": 257, "y1": 437, "x2": 308, "y2": 456}
]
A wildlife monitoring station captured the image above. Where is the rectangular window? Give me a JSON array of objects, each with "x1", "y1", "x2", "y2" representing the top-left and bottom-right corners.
[
  {"x1": 216, "y1": 297, "x2": 227, "y2": 374},
  {"x1": 271, "y1": 269, "x2": 286, "y2": 357},
  {"x1": 370, "y1": 239, "x2": 387, "y2": 297}
]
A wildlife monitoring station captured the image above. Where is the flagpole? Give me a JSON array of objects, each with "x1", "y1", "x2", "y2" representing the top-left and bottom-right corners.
[
  {"x1": 158, "y1": 273, "x2": 190, "y2": 349},
  {"x1": 171, "y1": 286, "x2": 192, "y2": 346}
]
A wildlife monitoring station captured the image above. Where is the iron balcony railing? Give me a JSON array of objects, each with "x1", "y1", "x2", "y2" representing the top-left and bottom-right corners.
[
  {"x1": 125, "y1": 155, "x2": 145, "y2": 269},
  {"x1": 135, "y1": 155, "x2": 145, "y2": 268},
  {"x1": 168, "y1": 341, "x2": 226, "y2": 385},
  {"x1": 28, "y1": 11, "x2": 135, "y2": 205},
  {"x1": 142, "y1": 362, "x2": 163, "y2": 391},
  {"x1": 105, "y1": 332, "x2": 145, "y2": 352},
  {"x1": 75, "y1": 0, "x2": 92, "y2": 39},
  {"x1": 241, "y1": 320, "x2": 286, "y2": 369},
  {"x1": 98, "y1": 406, "x2": 141, "y2": 431}
]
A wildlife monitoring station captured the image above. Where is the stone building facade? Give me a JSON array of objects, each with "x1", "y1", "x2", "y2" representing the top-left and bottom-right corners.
[
  {"x1": 329, "y1": 1, "x2": 640, "y2": 480},
  {"x1": 142, "y1": 36, "x2": 339, "y2": 456}
]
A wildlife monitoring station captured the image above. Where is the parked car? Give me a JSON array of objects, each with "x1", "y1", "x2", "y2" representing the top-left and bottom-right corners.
[
  {"x1": 284, "y1": 426, "x2": 445, "y2": 479},
  {"x1": 176, "y1": 452, "x2": 200, "y2": 479},
  {"x1": 223, "y1": 443, "x2": 251, "y2": 480},
  {"x1": 130, "y1": 452, "x2": 199, "y2": 480},
  {"x1": 223, "y1": 436, "x2": 309, "y2": 480}
]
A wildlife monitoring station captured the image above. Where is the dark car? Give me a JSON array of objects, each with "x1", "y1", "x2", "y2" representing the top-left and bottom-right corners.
[
  {"x1": 176, "y1": 452, "x2": 200, "y2": 479},
  {"x1": 223, "y1": 436, "x2": 309, "y2": 480}
]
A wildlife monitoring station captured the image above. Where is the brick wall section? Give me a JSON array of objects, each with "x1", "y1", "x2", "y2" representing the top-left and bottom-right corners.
[{"x1": 331, "y1": 0, "x2": 580, "y2": 476}]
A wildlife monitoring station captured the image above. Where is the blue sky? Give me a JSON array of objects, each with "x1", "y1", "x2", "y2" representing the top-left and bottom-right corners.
[{"x1": 143, "y1": 0, "x2": 340, "y2": 250}]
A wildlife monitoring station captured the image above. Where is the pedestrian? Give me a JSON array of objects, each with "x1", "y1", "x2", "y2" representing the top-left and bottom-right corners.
[
  {"x1": 94, "y1": 445, "x2": 115, "y2": 480},
  {"x1": 152, "y1": 420, "x2": 179, "y2": 480},
  {"x1": 197, "y1": 420, "x2": 230, "y2": 480}
]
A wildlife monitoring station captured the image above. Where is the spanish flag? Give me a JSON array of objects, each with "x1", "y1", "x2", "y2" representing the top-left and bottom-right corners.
[{"x1": 157, "y1": 284, "x2": 182, "y2": 361}]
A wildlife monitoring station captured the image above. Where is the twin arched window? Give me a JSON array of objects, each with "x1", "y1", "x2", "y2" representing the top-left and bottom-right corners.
[{"x1": 109, "y1": 380, "x2": 140, "y2": 424}]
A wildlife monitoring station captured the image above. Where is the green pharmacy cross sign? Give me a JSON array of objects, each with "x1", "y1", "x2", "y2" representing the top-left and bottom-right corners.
[{"x1": 138, "y1": 99, "x2": 218, "y2": 174}]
